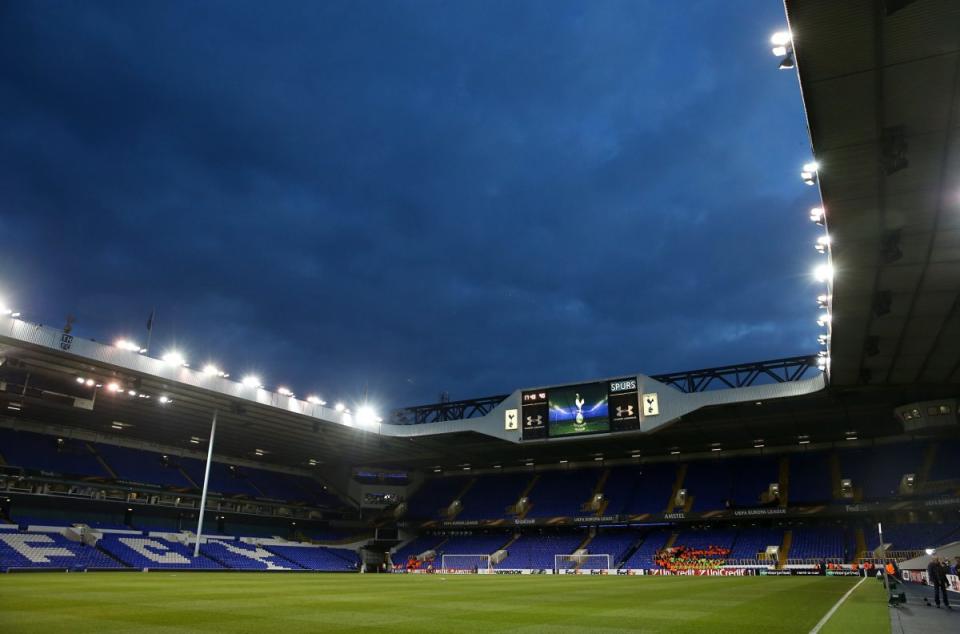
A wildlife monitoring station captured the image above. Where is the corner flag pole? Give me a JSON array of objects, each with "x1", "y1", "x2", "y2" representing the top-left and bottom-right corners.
[{"x1": 194, "y1": 409, "x2": 218, "y2": 558}]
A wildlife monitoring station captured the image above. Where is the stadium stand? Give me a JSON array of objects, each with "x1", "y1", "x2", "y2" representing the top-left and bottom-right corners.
[
  {"x1": 456, "y1": 473, "x2": 529, "y2": 520},
  {"x1": 499, "y1": 534, "x2": 583, "y2": 569},
  {"x1": 404, "y1": 476, "x2": 468, "y2": 519},
  {"x1": 201, "y1": 539, "x2": 301, "y2": 570},
  {"x1": 788, "y1": 527, "x2": 845, "y2": 560},
  {"x1": 865, "y1": 522, "x2": 960, "y2": 552},
  {"x1": 621, "y1": 530, "x2": 671, "y2": 569},
  {"x1": 92, "y1": 443, "x2": 194, "y2": 488},
  {"x1": 0, "y1": 531, "x2": 125, "y2": 570},
  {"x1": 583, "y1": 531, "x2": 636, "y2": 566},
  {"x1": 265, "y1": 544, "x2": 359, "y2": 571},
  {"x1": 672, "y1": 529, "x2": 737, "y2": 554},
  {"x1": 0, "y1": 428, "x2": 110, "y2": 477},
  {"x1": 603, "y1": 464, "x2": 676, "y2": 515},
  {"x1": 728, "y1": 527, "x2": 783, "y2": 561},
  {"x1": 526, "y1": 471, "x2": 597, "y2": 517},
  {"x1": 681, "y1": 462, "x2": 734, "y2": 511},
  {"x1": 730, "y1": 456, "x2": 779, "y2": 507},
  {"x1": 786, "y1": 452, "x2": 833, "y2": 505},
  {"x1": 392, "y1": 534, "x2": 446, "y2": 564},
  {"x1": 838, "y1": 444, "x2": 923, "y2": 501},
  {"x1": 97, "y1": 535, "x2": 224, "y2": 569}
]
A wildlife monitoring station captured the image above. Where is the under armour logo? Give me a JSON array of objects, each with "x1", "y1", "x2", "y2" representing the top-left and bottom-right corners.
[
  {"x1": 525, "y1": 415, "x2": 543, "y2": 426},
  {"x1": 616, "y1": 405, "x2": 634, "y2": 417}
]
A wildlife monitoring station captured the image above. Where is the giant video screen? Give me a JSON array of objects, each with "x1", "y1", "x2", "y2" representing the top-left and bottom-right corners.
[
  {"x1": 521, "y1": 377, "x2": 640, "y2": 440},
  {"x1": 548, "y1": 382, "x2": 610, "y2": 437}
]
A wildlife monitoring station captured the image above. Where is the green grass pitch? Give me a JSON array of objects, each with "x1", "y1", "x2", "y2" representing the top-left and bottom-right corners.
[{"x1": 0, "y1": 573, "x2": 890, "y2": 633}]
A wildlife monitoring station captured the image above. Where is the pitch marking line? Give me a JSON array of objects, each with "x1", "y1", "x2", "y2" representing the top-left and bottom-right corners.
[{"x1": 809, "y1": 576, "x2": 867, "y2": 634}]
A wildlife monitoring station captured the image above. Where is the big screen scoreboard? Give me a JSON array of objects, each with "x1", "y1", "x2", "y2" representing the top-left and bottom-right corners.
[{"x1": 521, "y1": 377, "x2": 640, "y2": 440}]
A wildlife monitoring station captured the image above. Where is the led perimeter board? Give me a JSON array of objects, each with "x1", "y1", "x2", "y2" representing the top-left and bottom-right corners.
[{"x1": 521, "y1": 377, "x2": 640, "y2": 440}]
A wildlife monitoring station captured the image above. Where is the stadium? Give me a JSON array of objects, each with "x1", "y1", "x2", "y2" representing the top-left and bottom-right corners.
[{"x1": 1, "y1": 0, "x2": 960, "y2": 633}]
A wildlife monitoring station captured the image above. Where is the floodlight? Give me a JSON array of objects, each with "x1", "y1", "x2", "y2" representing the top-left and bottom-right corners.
[
  {"x1": 772, "y1": 45, "x2": 787, "y2": 57},
  {"x1": 241, "y1": 375, "x2": 262, "y2": 389},
  {"x1": 810, "y1": 207, "x2": 825, "y2": 224},
  {"x1": 307, "y1": 395, "x2": 326, "y2": 405},
  {"x1": 106, "y1": 382, "x2": 121, "y2": 392},
  {"x1": 115, "y1": 339, "x2": 142, "y2": 352},
  {"x1": 277, "y1": 387, "x2": 294, "y2": 397},
  {"x1": 815, "y1": 235, "x2": 831, "y2": 253},
  {"x1": 202, "y1": 364, "x2": 224, "y2": 377},
  {"x1": 925, "y1": 548, "x2": 935, "y2": 556},
  {"x1": 813, "y1": 263, "x2": 834, "y2": 283},
  {"x1": 817, "y1": 294, "x2": 829, "y2": 308},
  {"x1": 817, "y1": 312, "x2": 831, "y2": 326},
  {"x1": 85, "y1": 379, "x2": 95, "y2": 387},
  {"x1": 334, "y1": 402, "x2": 346, "y2": 412},
  {"x1": 356, "y1": 405, "x2": 378, "y2": 427},
  {"x1": 76, "y1": 377, "x2": 85, "y2": 384},
  {"x1": 158, "y1": 396, "x2": 171, "y2": 405},
  {"x1": 778, "y1": 52, "x2": 795, "y2": 70},
  {"x1": 803, "y1": 161, "x2": 819, "y2": 173},
  {"x1": 162, "y1": 351, "x2": 186, "y2": 366},
  {"x1": 341, "y1": 412, "x2": 353, "y2": 426},
  {"x1": 770, "y1": 31, "x2": 791, "y2": 46}
]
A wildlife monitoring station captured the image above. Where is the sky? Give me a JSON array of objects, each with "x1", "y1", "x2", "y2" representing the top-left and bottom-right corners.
[{"x1": 0, "y1": 1, "x2": 823, "y2": 412}]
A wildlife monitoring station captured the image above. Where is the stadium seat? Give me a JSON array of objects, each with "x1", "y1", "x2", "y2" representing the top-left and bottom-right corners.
[{"x1": 0, "y1": 531, "x2": 125, "y2": 570}]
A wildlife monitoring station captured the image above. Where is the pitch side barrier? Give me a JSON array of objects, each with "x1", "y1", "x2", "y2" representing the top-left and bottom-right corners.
[{"x1": 397, "y1": 567, "x2": 870, "y2": 577}]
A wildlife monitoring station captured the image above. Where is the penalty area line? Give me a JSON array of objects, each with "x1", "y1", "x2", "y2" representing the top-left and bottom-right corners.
[{"x1": 809, "y1": 576, "x2": 867, "y2": 634}]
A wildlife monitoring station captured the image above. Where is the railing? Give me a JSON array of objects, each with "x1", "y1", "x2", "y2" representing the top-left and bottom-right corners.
[
  {"x1": 859, "y1": 550, "x2": 921, "y2": 563},
  {"x1": 391, "y1": 356, "x2": 821, "y2": 423},
  {"x1": 785, "y1": 558, "x2": 845, "y2": 566}
]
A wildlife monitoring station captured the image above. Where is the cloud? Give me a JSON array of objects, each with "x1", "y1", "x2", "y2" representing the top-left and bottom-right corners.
[{"x1": 0, "y1": 1, "x2": 822, "y2": 408}]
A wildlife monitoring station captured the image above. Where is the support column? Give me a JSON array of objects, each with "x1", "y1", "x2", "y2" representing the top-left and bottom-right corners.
[{"x1": 194, "y1": 409, "x2": 218, "y2": 558}]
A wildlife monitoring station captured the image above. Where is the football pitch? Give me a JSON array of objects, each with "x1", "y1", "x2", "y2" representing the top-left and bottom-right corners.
[{"x1": 0, "y1": 573, "x2": 889, "y2": 633}]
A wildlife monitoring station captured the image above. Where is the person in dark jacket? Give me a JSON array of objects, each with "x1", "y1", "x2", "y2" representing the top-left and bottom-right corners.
[{"x1": 927, "y1": 557, "x2": 951, "y2": 609}]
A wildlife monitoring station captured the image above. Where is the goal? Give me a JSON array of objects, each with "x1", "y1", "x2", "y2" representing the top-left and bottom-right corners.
[
  {"x1": 440, "y1": 554, "x2": 491, "y2": 572},
  {"x1": 555, "y1": 553, "x2": 612, "y2": 573}
]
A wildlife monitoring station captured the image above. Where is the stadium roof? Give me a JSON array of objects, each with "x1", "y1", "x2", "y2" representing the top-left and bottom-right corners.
[
  {"x1": 786, "y1": 0, "x2": 960, "y2": 388},
  {"x1": 0, "y1": 321, "x2": 922, "y2": 471}
]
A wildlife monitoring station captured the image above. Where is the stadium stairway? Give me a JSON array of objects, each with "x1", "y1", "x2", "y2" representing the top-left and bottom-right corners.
[
  {"x1": 663, "y1": 532, "x2": 678, "y2": 550},
  {"x1": 667, "y1": 464, "x2": 687, "y2": 512},
  {"x1": 582, "y1": 469, "x2": 611, "y2": 516},
  {"x1": 576, "y1": 531, "x2": 593, "y2": 552},
  {"x1": 778, "y1": 456, "x2": 790, "y2": 507},
  {"x1": 509, "y1": 475, "x2": 540, "y2": 518},
  {"x1": 854, "y1": 526, "x2": 867, "y2": 560},
  {"x1": 95, "y1": 542, "x2": 129, "y2": 568},
  {"x1": 446, "y1": 478, "x2": 477, "y2": 520},
  {"x1": 778, "y1": 530, "x2": 792, "y2": 568},
  {"x1": 90, "y1": 443, "x2": 119, "y2": 480},
  {"x1": 178, "y1": 466, "x2": 199, "y2": 488}
]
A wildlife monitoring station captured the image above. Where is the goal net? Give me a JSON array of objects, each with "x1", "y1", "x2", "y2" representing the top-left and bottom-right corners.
[
  {"x1": 440, "y1": 554, "x2": 491, "y2": 572},
  {"x1": 555, "y1": 553, "x2": 612, "y2": 573}
]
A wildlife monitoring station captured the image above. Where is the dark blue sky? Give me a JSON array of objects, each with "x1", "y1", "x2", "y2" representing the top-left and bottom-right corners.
[{"x1": 0, "y1": 1, "x2": 821, "y2": 411}]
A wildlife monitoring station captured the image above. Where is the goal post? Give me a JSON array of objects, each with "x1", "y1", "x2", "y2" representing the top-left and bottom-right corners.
[
  {"x1": 440, "y1": 554, "x2": 491, "y2": 572},
  {"x1": 555, "y1": 553, "x2": 612, "y2": 573}
]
